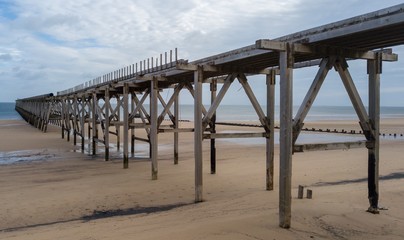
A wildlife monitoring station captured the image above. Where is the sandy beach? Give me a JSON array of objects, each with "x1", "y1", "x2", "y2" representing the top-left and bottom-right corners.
[{"x1": 1, "y1": 119, "x2": 404, "y2": 239}]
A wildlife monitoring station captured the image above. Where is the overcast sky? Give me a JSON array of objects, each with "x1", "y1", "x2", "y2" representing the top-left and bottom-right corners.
[{"x1": 1, "y1": 0, "x2": 403, "y2": 106}]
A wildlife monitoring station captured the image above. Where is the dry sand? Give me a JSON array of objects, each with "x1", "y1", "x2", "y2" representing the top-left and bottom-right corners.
[{"x1": 0, "y1": 119, "x2": 404, "y2": 239}]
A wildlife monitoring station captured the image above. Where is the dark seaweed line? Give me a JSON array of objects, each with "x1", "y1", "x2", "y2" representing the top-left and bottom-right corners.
[
  {"x1": 0, "y1": 203, "x2": 191, "y2": 233},
  {"x1": 313, "y1": 172, "x2": 404, "y2": 186}
]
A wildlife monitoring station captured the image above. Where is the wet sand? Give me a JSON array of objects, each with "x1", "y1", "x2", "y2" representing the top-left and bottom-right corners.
[{"x1": 1, "y1": 119, "x2": 404, "y2": 239}]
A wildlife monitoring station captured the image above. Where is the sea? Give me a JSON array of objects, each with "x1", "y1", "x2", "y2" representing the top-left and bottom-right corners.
[
  {"x1": 0, "y1": 102, "x2": 22, "y2": 120},
  {"x1": 1, "y1": 102, "x2": 404, "y2": 122},
  {"x1": 1, "y1": 102, "x2": 404, "y2": 165}
]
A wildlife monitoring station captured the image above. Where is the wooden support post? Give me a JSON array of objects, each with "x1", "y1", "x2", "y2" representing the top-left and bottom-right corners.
[
  {"x1": 279, "y1": 43, "x2": 294, "y2": 229},
  {"x1": 174, "y1": 91, "x2": 179, "y2": 164},
  {"x1": 73, "y1": 95, "x2": 77, "y2": 146},
  {"x1": 117, "y1": 97, "x2": 121, "y2": 151},
  {"x1": 307, "y1": 189, "x2": 313, "y2": 199},
  {"x1": 298, "y1": 185, "x2": 304, "y2": 199},
  {"x1": 61, "y1": 99, "x2": 65, "y2": 139},
  {"x1": 105, "y1": 88, "x2": 110, "y2": 161},
  {"x1": 123, "y1": 83, "x2": 129, "y2": 169},
  {"x1": 266, "y1": 71, "x2": 275, "y2": 191},
  {"x1": 194, "y1": 66, "x2": 203, "y2": 202},
  {"x1": 210, "y1": 79, "x2": 217, "y2": 174},
  {"x1": 81, "y1": 97, "x2": 85, "y2": 152},
  {"x1": 131, "y1": 93, "x2": 135, "y2": 156},
  {"x1": 67, "y1": 100, "x2": 71, "y2": 142},
  {"x1": 150, "y1": 77, "x2": 158, "y2": 180},
  {"x1": 367, "y1": 53, "x2": 381, "y2": 213},
  {"x1": 92, "y1": 92, "x2": 97, "y2": 155}
]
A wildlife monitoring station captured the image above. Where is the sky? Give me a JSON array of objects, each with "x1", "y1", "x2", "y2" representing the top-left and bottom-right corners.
[{"x1": 1, "y1": 0, "x2": 404, "y2": 107}]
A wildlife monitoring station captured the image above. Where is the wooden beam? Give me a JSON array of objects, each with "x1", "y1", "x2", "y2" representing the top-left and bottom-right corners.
[
  {"x1": 293, "y1": 57, "x2": 334, "y2": 144},
  {"x1": 105, "y1": 89, "x2": 110, "y2": 161},
  {"x1": 202, "y1": 74, "x2": 236, "y2": 130},
  {"x1": 92, "y1": 92, "x2": 97, "y2": 155},
  {"x1": 194, "y1": 66, "x2": 203, "y2": 202},
  {"x1": 294, "y1": 140, "x2": 367, "y2": 152},
  {"x1": 256, "y1": 39, "x2": 398, "y2": 61},
  {"x1": 210, "y1": 79, "x2": 217, "y2": 174},
  {"x1": 367, "y1": 53, "x2": 381, "y2": 213},
  {"x1": 266, "y1": 71, "x2": 276, "y2": 191},
  {"x1": 123, "y1": 83, "x2": 129, "y2": 169},
  {"x1": 174, "y1": 91, "x2": 179, "y2": 164},
  {"x1": 237, "y1": 73, "x2": 270, "y2": 131},
  {"x1": 279, "y1": 43, "x2": 294, "y2": 229},
  {"x1": 80, "y1": 96, "x2": 85, "y2": 152},
  {"x1": 203, "y1": 132, "x2": 268, "y2": 139},
  {"x1": 334, "y1": 57, "x2": 373, "y2": 138},
  {"x1": 150, "y1": 77, "x2": 158, "y2": 180}
]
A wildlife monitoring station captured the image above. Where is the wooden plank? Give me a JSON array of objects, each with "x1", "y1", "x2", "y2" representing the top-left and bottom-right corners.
[
  {"x1": 158, "y1": 128, "x2": 194, "y2": 133},
  {"x1": 279, "y1": 44, "x2": 294, "y2": 229},
  {"x1": 293, "y1": 140, "x2": 367, "y2": 152},
  {"x1": 203, "y1": 132, "x2": 268, "y2": 139}
]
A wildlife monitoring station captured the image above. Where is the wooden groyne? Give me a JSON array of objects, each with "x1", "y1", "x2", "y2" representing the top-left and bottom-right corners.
[{"x1": 15, "y1": 4, "x2": 404, "y2": 228}]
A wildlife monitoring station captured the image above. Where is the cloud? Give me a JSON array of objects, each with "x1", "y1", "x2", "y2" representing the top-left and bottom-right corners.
[{"x1": 1, "y1": 0, "x2": 404, "y2": 105}]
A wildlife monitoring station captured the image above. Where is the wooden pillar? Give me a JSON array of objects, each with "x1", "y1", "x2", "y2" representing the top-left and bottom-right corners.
[
  {"x1": 87, "y1": 97, "x2": 91, "y2": 152},
  {"x1": 73, "y1": 95, "x2": 77, "y2": 146},
  {"x1": 117, "y1": 96, "x2": 121, "y2": 151},
  {"x1": 210, "y1": 79, "x2": 217, "y2": 174},
  {"x1": 105, "y1": 88, "x2": 110, "y2": 161},
  {"x1": 123, "y1": 83, "x2": 129, "y2": 169},
  {"x1": 367, "y1": 53, "x2": 381, "y2": 213},
  {"x1": 81, "y1": 96, "x2": 85, "y2": 152},
  {"x1": 131, "y1": 93, "x2": 135, "y2": 156},
  {"x1": 194, "y1": 66, "x2": 203, "y2": 202},
  {"x1": 266, "y1": 71, "x2": 276, "y2": 191},
  {"x1": 61, "y1": 99, "x2": 65, "y2": 139},
  {"x1": 150, "y1": 77, "x2": 158, "y2": 180},
  {"x1": 66, "y1": 99, "x2": 70, "y2": 142},
  {"x1": 92, "y1": 92, "x2": 97, "y2": 155},
  {"x1": 279, "y1": 43, "x2": 294, "y2": 228},
  {"x1": 174, "y1": 91, "x2": 179, "y2": 164}
]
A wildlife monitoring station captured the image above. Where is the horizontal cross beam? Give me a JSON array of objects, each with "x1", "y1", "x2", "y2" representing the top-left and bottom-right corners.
[{"x1": 256, "y1": 40, "x2": 398, "y2": 61}]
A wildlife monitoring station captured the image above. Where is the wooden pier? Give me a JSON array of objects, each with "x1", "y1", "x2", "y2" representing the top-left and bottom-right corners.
[{"x1": 15, "y1": 4, "x2": 404, "y2": 228}]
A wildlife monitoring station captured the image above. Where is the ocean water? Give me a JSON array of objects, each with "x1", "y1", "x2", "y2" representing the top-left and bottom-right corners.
[
  {"x1": 2, "y1": 102, "x2": 404, "y2": 121},
  {"x1": 0, "y1": 102, "x2": 21, "y2": 120},
  {"x1": 177, "y1": 105, "x2": 404, "y2": 122}
]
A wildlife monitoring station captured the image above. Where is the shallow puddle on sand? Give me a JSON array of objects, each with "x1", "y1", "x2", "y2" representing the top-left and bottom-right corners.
[{"x1": 0, "y1": 149, "x2": 59, "y2": 165}]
